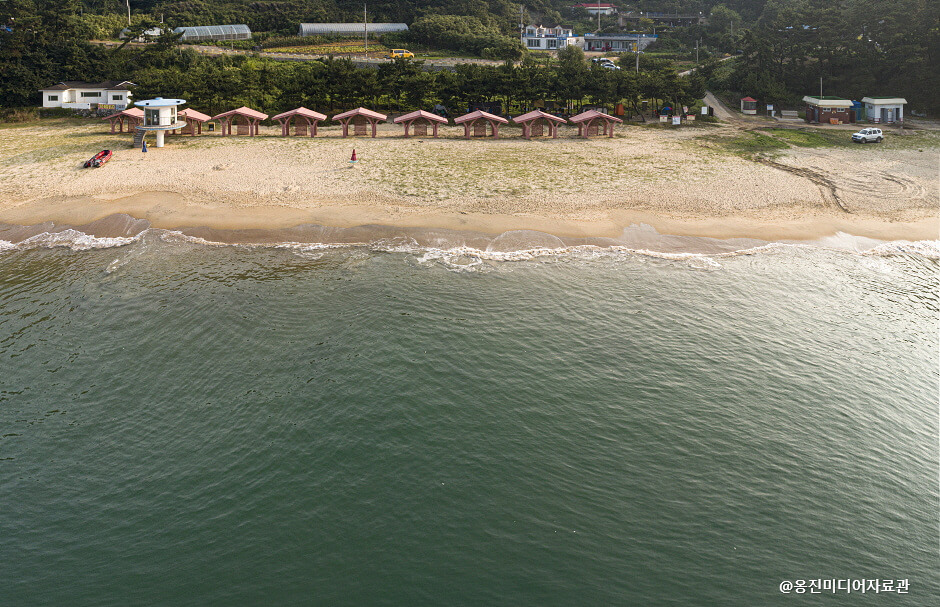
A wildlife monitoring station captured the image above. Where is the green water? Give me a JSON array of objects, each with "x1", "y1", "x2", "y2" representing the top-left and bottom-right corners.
[{"x1": 1, "y1": 240, "x2": 937, "y2": 606}]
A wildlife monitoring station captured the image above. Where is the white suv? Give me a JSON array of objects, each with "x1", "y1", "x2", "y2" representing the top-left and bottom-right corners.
[{"x1": 852, "y1": 128, "x2": 883, "y2": 143}]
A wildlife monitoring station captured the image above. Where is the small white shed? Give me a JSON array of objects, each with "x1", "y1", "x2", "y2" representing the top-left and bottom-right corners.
[{"x1": 861, "y1": 97, "x2": 906, "y2": 124}]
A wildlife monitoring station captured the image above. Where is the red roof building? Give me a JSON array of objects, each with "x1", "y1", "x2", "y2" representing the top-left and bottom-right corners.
[
  {"x1": 453, "y1": 110, "x2": 509, "y2": 139},
  {"x1": 102, "y1": 107, "x2": 143, "y2": 133},
  {"x1": 272, "y1": 107, "x2": 328, "y2": 137},
  {"x1": 512, "y1": 110, "x2": 567, "y2": 139},
  {"x1": 211, "y1": 106, "x2": 269, "y2": 136},
  {"x1": 175, "y1": 108, "x2": 212, "y2": 135},
  {"x1": 569, "y1": 109, "x2": 623, "y2": 138},
  {"x1": 393, "y1": 110, "x2": 448, "y2": 138},
  {"x1": 332, "y1": 107, "x2": 388, "y2": 138}
]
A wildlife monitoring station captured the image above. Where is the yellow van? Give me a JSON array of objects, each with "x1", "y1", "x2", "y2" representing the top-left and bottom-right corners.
[{"x1": 385, "y1": 49, "x2": 415, "y2": 59}]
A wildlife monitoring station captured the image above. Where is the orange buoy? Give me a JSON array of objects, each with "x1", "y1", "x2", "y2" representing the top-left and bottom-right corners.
[{"x1": 350, "y1": 149, "x2": 357, "y2": 162}]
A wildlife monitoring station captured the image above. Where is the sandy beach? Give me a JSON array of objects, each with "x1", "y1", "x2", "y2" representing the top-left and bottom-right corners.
[{"x1": 1, "y1": 119, "x2": 937, "y2": 243}]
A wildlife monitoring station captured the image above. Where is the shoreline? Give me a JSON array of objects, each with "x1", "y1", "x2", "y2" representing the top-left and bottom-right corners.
[{"x1": 0, "y1": 191, "x2": 937, "y2": 250}]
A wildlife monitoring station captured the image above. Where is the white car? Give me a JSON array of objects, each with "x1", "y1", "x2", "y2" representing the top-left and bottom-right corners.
[{"x1": 852, "y1": 128, "x2": 883, "y2": 143}]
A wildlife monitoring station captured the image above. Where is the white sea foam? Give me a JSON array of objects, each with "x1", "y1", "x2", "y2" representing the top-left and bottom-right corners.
[{"x1": 1, "y1": 225, "x2": 936, "y2": 265}]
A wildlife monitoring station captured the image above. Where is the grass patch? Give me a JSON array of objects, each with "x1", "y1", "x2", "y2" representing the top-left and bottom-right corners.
[
  {"x1": 760, "y1": 128, "x2": 851, "y2": 148},
  {"x1": 705, "y1": 131, "x2": 789, "y2": 156}
]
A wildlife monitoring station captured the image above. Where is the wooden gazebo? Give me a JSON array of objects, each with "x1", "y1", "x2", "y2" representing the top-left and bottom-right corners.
[
  {"x1": 174, "y1": 108, "x2": 212, "y2": 135},
  {"x1": 211, "y1": 106, "x2": 269, "y2": 136},
  {"x1": 569, "y1": 109, "x2": 623, "y2": 138},
  {"x1": 393, "y1": 110, "x2": 448, "y2": 138},
  {"x1": 512, "y1": 109, "x2": 567, "y2": 139},
  {"x1": 272, "y1": 107, "x2": 328, "y2": 137},
  {"x1": 454, "y1": 110, "x2": 509, "y2": 139},
  {"x1": 332, "y1": 107, "x2": 387, "y2": 138},
  {"x1": 102, "y1": 107, "x2": 143, "y2": 133}
]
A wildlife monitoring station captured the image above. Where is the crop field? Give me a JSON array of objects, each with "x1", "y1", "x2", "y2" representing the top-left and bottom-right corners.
[{"x1": 266, "y1": 41, "x2": 389, "y2": 54}]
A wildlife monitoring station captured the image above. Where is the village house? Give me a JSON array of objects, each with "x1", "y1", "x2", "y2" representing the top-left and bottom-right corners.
[
  {"x1": 618, "y1": 11, "x2": 707, "y2": 28},
  {"x1": 521, "y1": 24, "x2": 584, "y2": 51},
  {"x1": 802, "y1": 95, "x2": 856, "y2": 124},
  {"x1": 39, "y1": 81, "x2": 134, "y2": 111},
  {"x1": 583, "y1": 32, "x2": 657, "y2": 52},
  {"x1": 860, "y1": 97, "x2": 906, "y2": 124},
  {"x1": 572, "y1": 3, "x2": 618, "y2": 16}
]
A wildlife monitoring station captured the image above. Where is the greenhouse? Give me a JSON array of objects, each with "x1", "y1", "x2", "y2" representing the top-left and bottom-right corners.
[
  {"x1": 173, "y1": 24, "x2": 252, "y2": 42},
  {"x1": 298, "y1": 23, "x2": 408, "y2": 37}
]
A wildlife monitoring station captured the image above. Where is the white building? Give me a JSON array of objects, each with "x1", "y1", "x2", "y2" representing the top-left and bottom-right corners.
[
  {"x1": 860, "y1": 97, "x2": 906, "y2": 123},
  {"x1": 39, "y1": 81, "x2": 134, "y2": 111},
  {"x1": 522, "y1": 25, "x2": 584, "y2": 51},
  {"x1": 572, "y1": 3, "x2": 618, "y2": 16},
  {"x1": 583, "y1": 33, "x2": 657, "y2": 52},
  {"x1": 134, "y1": 97, "x2": 187, "y2": 148}
]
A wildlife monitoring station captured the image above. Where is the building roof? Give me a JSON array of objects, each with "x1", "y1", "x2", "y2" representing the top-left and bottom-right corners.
[
  {"x1": 299, "y1": 23, "x2": 408, "y2": 36},
  {"x1": 512, "y1": 109, "x2": 567, "y2": 124},
  {"x1": 573, "y1": 3, "x2": 616, "y2": 7},
  {"x1": 740, "y1": 96, "x2": 757, "y2": 102},
  {"x1": 802, "y1": 95, "x2": 852, "y2": 107},
  {"x1": 40, "y1": 80, "x2": 133, "y2": 91},
  {"x1": 136, "y1": 97, "x2": 186, "y2": 107},
  {"x1": 174, "y1": 25, "x2": 251, "y2": 39},
  {"x1": 212, "y1": 106, "x2": 269, "y2": 120},
  {"x1": 179, "y1": 108, "x2": 212, "y2": 122},
  {"x1": 272, "y1": 107, "x2": 328, "y2": 122},
  {"x1": 332, "y1": 107, "x2": 388, "y2": 121},
  {"x1": 101, "y1": 108, "x2": 144, "y2": 120},
  {"x1": 453, "y1": 110, "x2": 509, "y2": 124},
  {"x1": 861, "y1": 97, "x2": 907, "y2": 105},
  {"x1": 569, "y1": 109, "x2": 623, "y2": 124},
  {"x1": 393, "y1": 110, "x2": 448, "y2": 124}
]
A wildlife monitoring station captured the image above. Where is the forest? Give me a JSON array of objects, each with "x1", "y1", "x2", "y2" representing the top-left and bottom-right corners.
[{"x1": 1, "y1": 1, "x2": 936, "y2": 114}]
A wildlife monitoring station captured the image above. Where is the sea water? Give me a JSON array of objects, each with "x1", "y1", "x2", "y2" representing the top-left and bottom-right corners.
[{"x1": 0, "y1": 228, "x2": 937, "y2": 606}]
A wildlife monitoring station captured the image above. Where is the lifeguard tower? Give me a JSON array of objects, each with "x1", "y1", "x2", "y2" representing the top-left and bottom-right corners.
[{"x1": 134, "y1": 97, "x2": 186, "y2": 147}]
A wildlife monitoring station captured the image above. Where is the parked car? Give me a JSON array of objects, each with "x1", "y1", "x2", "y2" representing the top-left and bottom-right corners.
[
  {"x1": 591, "y1": 57, "x2": 615, "y2": 65},
  {"x1": 601, "y1": 63, "x2": 620, "y2": 70},
  {"x1": 385, "y1": 49, "x2": 414, "y2": 59},
  {"x1": 852, "y1": 127, "x2": 883, "y2": 143}
]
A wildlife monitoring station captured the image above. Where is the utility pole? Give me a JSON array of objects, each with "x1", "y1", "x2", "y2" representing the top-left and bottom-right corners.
[
  {"x1": 820, "y1": 76, "x2": 823, "y2": 97},
  {"x1": 364, "y1": 4, "x2": 368, "y2": 55},
  {"x1": 125, "y1": 0, "x2": 131, "y2": 26},
  {"x1": 696, "y1": 39, "x2": 699, "y2": 63},
  {"x1": 597, "y1": 0, "x2": 601, "y2": 32}
]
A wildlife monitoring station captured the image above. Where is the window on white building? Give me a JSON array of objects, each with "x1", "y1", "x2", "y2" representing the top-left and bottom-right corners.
[
  {"x1": 80, "y1": 92, "x2": 101, "y2": 98},
  {"x1": 47, "y1": 95, "x2": 58, "y2": 101},
  {"x1": 112, "y1": 94, "x2": 123, "y2": 101},
  {"x1": 527, "y1": 39, "x2": 541, "y2": 48},
  {"x1": 548, "y1": 39, "x2": 557, "y2": 49}
]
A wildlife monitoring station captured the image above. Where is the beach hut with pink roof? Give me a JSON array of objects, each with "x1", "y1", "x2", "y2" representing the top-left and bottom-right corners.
[
  {"x1": 569, "y1": 109, "x2": 623, "y2": 138},
  {"x1": 332, "y1": 107, "x2": 387, "y2": 138},
  {"x1": 393, "y1": 110, "x2": 448, "y2": 138},
  {"x1": 272, "y1": 107, "x2": 328, "y2": 137},
  {"x1": 211, "y1": 106, "x2": 269, "y2": 136},
  {"x1": 512, "y1": 110, "x2": 567, "y2": 139},
  {"x1": 454, "y1": 110, "x2": 508, "y2": 139},
  {"x1": 102, "y1": 107, "x2": 143, "y2": 133},
  {"x1": 176, "y1": 108, "x2": 212, "y2": 135}
]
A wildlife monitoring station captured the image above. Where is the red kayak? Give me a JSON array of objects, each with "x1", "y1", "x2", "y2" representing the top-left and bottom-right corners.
[{"x1": 84, "y1": 149, "x2": 112, "y2": 168}]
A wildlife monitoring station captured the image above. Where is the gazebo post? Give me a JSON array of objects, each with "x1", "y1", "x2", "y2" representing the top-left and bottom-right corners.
[
  {"x1": 492, "y1": 121, "x2": 499, "y2": 139},
  {"x1": 370, "y1": 119, "x2": 377, "y2": 138},
  {"x1": 432, "y1": 122, "x2": 439, "y2": 137}
]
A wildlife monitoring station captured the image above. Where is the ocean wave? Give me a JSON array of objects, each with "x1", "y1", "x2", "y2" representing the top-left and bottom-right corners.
[{"x1": 1, "y1": 225, "x2": 937, "y2": 265}]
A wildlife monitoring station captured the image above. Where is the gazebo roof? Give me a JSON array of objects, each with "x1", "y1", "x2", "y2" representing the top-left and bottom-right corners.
[
  {"x1": 272, "y1": 107, "x2": 328, "y2": 121},
  {"x1": 393, "y1": 110, "x2": 448, "y2": 124},
  {"x1": 512, "y1": 109, "x2": 567, "y2": 124},
  {"x1": 211, "y1": 106, "x2": 269, "y2": 120},
  {"x1": 569, "y1": 109, "x2": 623, "y2": 124},
  {"x1": 179, "y1": 108, "x2": 212, "y2": 122},
  {"x1": 454, "y1": 110, "x2": 509, "y2": 124},
  {"x1": 101, "y1": 107, "x2": 143, "y2": 120},
  {"x1": 332, "y1": 107, "x2": 388, "y2": 121},
  {"x1": 740, "y1": 96, "x2": 757, "y2": 102}
]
